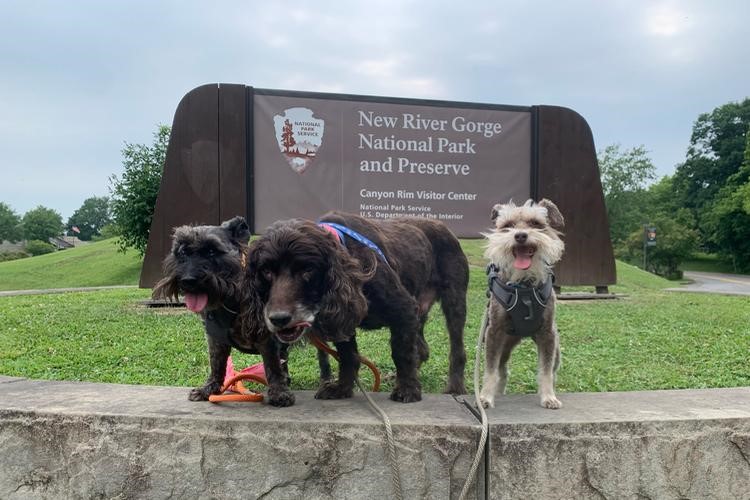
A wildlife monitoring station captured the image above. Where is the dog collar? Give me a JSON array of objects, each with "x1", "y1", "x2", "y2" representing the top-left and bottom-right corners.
[
  {"x1": 486, "y1": 264, "x2": 554, "y2": 337},
  {"x1": 317, "y1": 222, "x2": 389, "y2": 265}
]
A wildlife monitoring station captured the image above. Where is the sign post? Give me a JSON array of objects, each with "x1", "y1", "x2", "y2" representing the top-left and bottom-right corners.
[{"x1": 643, "y1": 225, "x2": 657, "y2": 270}]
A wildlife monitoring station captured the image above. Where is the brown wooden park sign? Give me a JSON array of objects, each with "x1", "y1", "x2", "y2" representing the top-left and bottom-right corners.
[{"x1": 140, "y1": 84, "x2": 615, "y2": 289}]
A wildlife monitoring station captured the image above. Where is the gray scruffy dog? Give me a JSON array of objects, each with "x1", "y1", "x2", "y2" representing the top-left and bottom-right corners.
[
  {"x1": 479, "y1": 199, "x2": 565, "y2": 409},
  {"x1": 152, "y1": 216, "x2": 296, "y2": 407}
]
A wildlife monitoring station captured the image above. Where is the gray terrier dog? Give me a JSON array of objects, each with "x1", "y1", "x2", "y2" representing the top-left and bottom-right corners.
[
  {"x1": 479, "y1": 199, "x2": 565, "y2": 409},
  {"x1": 152, "y1": 216, "x2": 296, "y2": 407}
]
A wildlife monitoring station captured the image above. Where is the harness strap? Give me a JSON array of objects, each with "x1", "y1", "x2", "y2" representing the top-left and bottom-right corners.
[
  {"x1": 318, "y1": 221, "x2": 390, "y2": 265},
  {"x1": 486, "y1": 264, "x2": 554, "y2": 336}
]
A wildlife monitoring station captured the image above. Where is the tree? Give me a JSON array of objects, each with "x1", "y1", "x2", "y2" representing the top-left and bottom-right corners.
[
  {"x1": 67, "y1": 196, "x2": 111, "y2": 241},
  {"x1": 625, "y1": 211, "x2": 698, "y2": 279},
  {"x1": 0, "y1": 202, "x2": 22, "y2": 242},
  {"x1": 703, "y1": 130, "x2": 750, "y2": 271},
  {"x1": 21, "y1": 206, "x2": 63, "y2": 242},
  {"x1": 673, "y1": 98, "x2": 750, "y2": 244},
  {"x1": 281, "y1": 119, "x2": 296, "y2": 152},
  {"x1": 109, "y1": 125, "x2": 170, "y2": 255},
  {"x1": 597, "y1": 144, "x2": 657, "y2": 243}
]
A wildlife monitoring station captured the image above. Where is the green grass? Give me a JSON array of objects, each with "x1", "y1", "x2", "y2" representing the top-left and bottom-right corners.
[
  {"x1": 681, "y1": 252, "x2": 746, "y2": 274},
  {"x1": 0, "y1": 242, "x2": 748, "y2": 395},
  {"x1": 0, "y1": 239, "x2": 142, "y2": 291}
]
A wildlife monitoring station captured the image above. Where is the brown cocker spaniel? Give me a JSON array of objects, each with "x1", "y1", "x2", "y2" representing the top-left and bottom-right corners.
[{"x1": 244, "y1": 211, "x2": 469, "y2": 403}]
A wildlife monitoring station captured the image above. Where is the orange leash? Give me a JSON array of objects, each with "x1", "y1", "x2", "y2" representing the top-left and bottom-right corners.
[
  {"x1": 208, "y1": 372, "x2": 266, "y2": 403},
  {"x1": 208, "y1": 337, "x2": 381, "y2": 403},
  {"x1": 310, "y1": 336, "x2": 381, "y2": 392}
]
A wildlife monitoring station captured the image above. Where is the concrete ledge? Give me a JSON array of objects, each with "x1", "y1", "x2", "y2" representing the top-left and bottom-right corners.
[
  {"x1": 469, "y1": 388, "x2": 750, "y2": 500},
  {"x1": 2, "y1": 378, "x2": 749, "y2": 499},
  {"x1": 0, "y1": 378, "x2": 482, "y2": 499}
]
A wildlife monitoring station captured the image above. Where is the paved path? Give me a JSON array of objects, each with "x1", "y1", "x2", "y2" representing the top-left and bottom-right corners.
[
  {"x1": 0, "y1": 285, "x2": 137, "y2": 297},
  {"x1": 667, "y1": 271, "x2": 750, "y2": 296}
]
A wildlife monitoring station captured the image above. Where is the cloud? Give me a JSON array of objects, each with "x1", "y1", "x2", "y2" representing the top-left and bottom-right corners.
[{"x1": 644, "y1": 3, "x2": 691, "y2": 37}]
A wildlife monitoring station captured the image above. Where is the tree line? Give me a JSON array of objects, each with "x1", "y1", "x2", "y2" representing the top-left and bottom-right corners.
[
  {"x1": 600, "y1": 98, "x2": 750, "y2": 276},
  {"x1": 0, "y1": 197, "x2": 113, "y2": 257}
]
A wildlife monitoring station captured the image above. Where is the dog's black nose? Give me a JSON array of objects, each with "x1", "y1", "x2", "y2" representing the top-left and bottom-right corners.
[
  {"x1": 515, "y1": 232, "x2": 528, "y2": 244},
  {"x1": 180, "y1": 277, "x2": 198, "y2": 289},
  {"x1": 268, "y1": 311, "x2": 293, "y2": 328}
]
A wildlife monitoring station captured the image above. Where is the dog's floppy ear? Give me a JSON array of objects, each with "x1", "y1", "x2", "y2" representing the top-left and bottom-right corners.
[
  {"x1": 152, "y1": 252, "x2": 180, "y2": 301},
  {"x1": 315, "y1": 229, "x2": 370, "y2": 341},
  {"x1": 239, "y1": 240, "x2": 268, "y2": 336},
  {"x1": 222, "y1": 216, "x2": 251, "y2": 244},
  {"x1": 245, "y1": 237, "x2": 264, "y2": 284},
  {"x1": 538, "y1": 199, "x2": 565, "y2": 231}
]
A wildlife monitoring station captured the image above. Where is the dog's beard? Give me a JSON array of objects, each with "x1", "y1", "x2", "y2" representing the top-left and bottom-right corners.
[
  {"x1": 264, "y1": 304, "x2": 318, "y2": 344},
  {"x1": 484, "y1": 229, "x2": 564, "y2": 285}
]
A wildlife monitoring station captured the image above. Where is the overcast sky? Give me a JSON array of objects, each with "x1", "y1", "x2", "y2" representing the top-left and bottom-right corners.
[{"x1": 1, "y1": 0, "x2": 748, "y2": 220}]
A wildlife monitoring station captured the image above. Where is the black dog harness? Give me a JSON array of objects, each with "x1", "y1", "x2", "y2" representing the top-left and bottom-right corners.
[{"x1": 486, "y1": 264, "x2": 554, "y2": 337}]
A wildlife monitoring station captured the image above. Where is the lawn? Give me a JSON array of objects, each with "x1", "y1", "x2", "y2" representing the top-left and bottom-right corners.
[
  {"x1": 0, "y1": 242, "x2": 748, "y2": 395},
  {"x1": 680, "y1": 252, "x2": 747, "y2": 274},
  {"x1": 0, "y1": 239, "x2": 142, "y2": 291}
]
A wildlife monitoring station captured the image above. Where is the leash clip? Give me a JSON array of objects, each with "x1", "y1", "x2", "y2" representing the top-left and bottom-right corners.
[{"x1": 486, "y1": 264, "x2": 498, "y2": 298}]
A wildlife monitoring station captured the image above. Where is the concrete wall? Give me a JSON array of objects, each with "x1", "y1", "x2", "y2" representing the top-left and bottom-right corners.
[
  {"x1": 1, "y1": 376, "x2": 748, "y2": 499},
  {"x1": 478, "y1": 389, "x2": 750, "y2": 499}
]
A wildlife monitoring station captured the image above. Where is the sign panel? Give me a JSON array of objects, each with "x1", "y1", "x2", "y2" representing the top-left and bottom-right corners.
[{"x1": 253, "y1": 93, "x2": 531, "y2": 237}]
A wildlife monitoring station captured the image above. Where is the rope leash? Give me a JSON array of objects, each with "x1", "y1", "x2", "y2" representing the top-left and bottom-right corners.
[
  {"x1": 311, "y1": 335, "x2": 402, "y2": 499},
  {"x1": 355, "y1": 378, "x2": 403, "y2": 500},
  {"x1": 457, "y1": 304, "x2": 490, "y2": 500}
]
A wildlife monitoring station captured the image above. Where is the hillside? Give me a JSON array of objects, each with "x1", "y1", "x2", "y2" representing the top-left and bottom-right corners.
[{"x1": 0, "y1": 239, "x2": 143, "y2": 291}]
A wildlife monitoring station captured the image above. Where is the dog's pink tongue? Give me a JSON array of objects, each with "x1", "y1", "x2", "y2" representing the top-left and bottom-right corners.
[
  {"x1": 514, "y1": 254, "x2": 532, "y2": 270},
  {"x1": 184, "y1": 293, "x2": 208, "y2": 313},
  {"x1": 513, "y1": 247, "x2": 534, "y2": 270}
]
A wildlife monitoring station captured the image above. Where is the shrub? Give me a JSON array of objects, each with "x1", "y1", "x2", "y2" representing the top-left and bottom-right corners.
[
  {"x1": 624, "y1": 213, "x2": 698, "y2": 279},
  {"x1": 91, "y1": 224, "x2": 119, "y2": 242},
  {"x1": 0, "y1": 251, "x2": 29, "y2": 262},
  {"x1": 25, "y1": 240, "x2": 56, "y2": 256}
]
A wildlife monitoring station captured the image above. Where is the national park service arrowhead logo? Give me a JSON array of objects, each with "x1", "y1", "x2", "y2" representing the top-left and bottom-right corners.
[{"x1": 273, "y1": 107, "x2": 325, "y2": 174}]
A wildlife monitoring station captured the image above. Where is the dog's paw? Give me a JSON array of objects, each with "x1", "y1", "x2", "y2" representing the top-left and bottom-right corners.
[
  {"x1": 390, "y1": 386, "x2": 422, "y2": 403},
  {"x1": 188, "y1": 381, "x2": 221, "y2": 401},
  {"x1": 479, "y1": 395, "x2": 495, "y2": 409},
  {"x1": 315, "y1": 381, "x2": 353, "y2": 400},
  {"x1": 267, "y1": 387, "x2": 296, "y2": 407},
  {"x1": 541, "y1": 395, "x2": 562, "y2": 409},
  {"x1": 443, "y1": 382, "x2": 467, "y2": 395}
]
